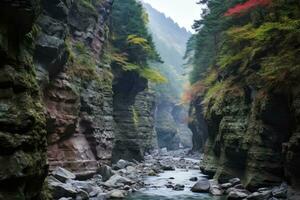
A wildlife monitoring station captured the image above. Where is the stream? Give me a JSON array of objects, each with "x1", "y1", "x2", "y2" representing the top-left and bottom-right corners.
[{"x1": 126, "y1": 167, "x2": 225, "y2": 200}]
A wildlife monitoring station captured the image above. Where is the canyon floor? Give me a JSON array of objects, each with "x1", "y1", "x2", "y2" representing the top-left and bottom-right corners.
[{"x1": 47, "y1": 149, "x2": 299, "y2": 200}]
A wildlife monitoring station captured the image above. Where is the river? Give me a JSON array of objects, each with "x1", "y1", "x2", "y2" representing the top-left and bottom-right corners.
[{"x1": 126, "y1": 167, "x2": 225, "y2": 200}]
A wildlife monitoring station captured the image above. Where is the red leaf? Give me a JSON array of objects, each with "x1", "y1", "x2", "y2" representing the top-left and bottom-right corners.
[{"x1": 225, "y1": 0, "x2": 272, "y2": 16}]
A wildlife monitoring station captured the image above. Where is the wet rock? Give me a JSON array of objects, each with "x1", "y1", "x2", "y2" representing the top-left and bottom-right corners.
[
  {"x1": 49, "y1": 181, "x2": 77, "y2": 199},
  {"x1": 233, "y1": 184, "x2": 245, "y2": 190},
  {"x1": 189, "y1": 177, "x2": 198, "y2": 182},
  {"x1": 191, "y1": 179, "x2": 210, "y2": 193},
  {"x1": 148, "y1": 170, "x2": 158, "y2": 176},
  {"x1": 246, "y1": 190, "x2": 271, "y2": 200},
  {"x1": 229, "y1": 178, "x2": 241, "y2": 186},
  {"x1": 98, "y1": 165, "x2": 115, "y2": 182},
  {"x1": 75, "y1": 189, "x2": 89, "y2": 200},
  {"x1": 66, "y1": 180, "x2": 95, "y2": 194},
  {"x1": 227, "y1": 189, "x2": 249, "y2": 200},
  {"x1": 104, "y1": 174, "x2": 134, "y2": 188},
  {"x1": 160, "y1": 148, "x2": 168, "y2": 155},
  {"x1": 109, "y1": 189, "x2": 127, "y2": 198},
  {"x1": 272, "y1": 183, "x2": 288, "y2": 198},
  {"x1": 114, "y1": 159, "x2": 128, "y2": 169},
  {"x1": 173, "y1": 184, "x2": 185, "y2": 191},
  {"x1": 52, "y1": 167, "x2": 76, "y2": 183},
  {"x1": 209, "y1": 180, "x2": 223, "y2": 196},
  {"x1": 221, "y1": 183, "x2": 233, "y2": 189},
  {"x1": 210, "y1": 187, "x2": 223, "y2": 196},
  {"x1": 96, "y1": 193, "x2": 109, "y2": 200},
  {"x1": 166, "y1": 184, "x2": 174, "y2": 189},
  {"x1": 160, "y1": 162, "x2": 175, "y2": 171},
  {"x1": 75, "y1": 171, "x2": 97, "y2": 181}
]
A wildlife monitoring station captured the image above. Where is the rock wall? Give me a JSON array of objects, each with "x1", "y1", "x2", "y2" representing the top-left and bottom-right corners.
[
  {"x1": 155, "y1": 99, "x2": 193, "y2": 150},
  {"x1": 188, "y1": 96, "x2": 208, "y2": 152},
  {"x1": 34, "y1": 0, "x2": 114, "y2": 174},
  {"x1": 199, "y1": 84, "x2": 300, "y2": 190},
  {"x1": 112, "y1": 68, "x2": 157, "y2": 163},
  {"x1": 0, "y1": 0, "x2": 48, "y2": 199}
]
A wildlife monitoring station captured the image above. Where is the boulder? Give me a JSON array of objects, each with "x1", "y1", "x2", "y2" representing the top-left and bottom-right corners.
[
  {"x1": 67, "y1": 180, "x2": 95, "y2": 194},
  {"x1": 75, "y1": 189, "x2": 89, "y2": 200},
  {"x1": 109, "y1": 189, "x2": 127, "y2": 198},
  {"x1": 246, "y1": 190, "x2": 271, "y2": 200},
  {"x1": 173, "y1": 184, "x2": 185, "y2": 191},
  {"x1": 49, "y1": 181, "x2": 77, "y2": 199},
  {"x1": 160, "y1": 148, "x2": 168, "y2": 155},
  {"x1": 227, "y1": 189, "x2": 249, "y2": 200},
  {"x1": 161, "y1": 165, "x2": 175, "y2": 171},
  {"x1": 221, "y1": 183, "x2": 233, "y2": 189},
  {"x1": 189, "y1": 177, "x2": 198, "y2": 182},
  {"x1": 191, "y1": 179, "x2": 210, "y2": 193},
  {"x1": 98, "y1": 165, "x2": 115, "y2": 181},
  {"x1": 104, "y1": 174, "x2": 134, "y2": 188},
  {"x1": 114, "y1": 159, "x2": 128, "y2": 169},
  {"x1": 96, "y1": 193, "x2": 109, "y2": 200},
  {"x1": 229, "y1": 178, "x2": 241, "y2": 186},
  {"x1": 210, "y1": 187, "x2": 223, "y2": 196},
  {"x1": 272, "y1": 183, "x2": 287, "y2": 198},
  {"x1": 52, "y1": 167, "x2": 76, "y2": 182}
]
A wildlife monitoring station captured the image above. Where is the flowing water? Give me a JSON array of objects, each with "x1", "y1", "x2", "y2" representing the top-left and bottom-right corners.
[{"x1": 126, "y1": 168, "x2": 225, "y2": 200}]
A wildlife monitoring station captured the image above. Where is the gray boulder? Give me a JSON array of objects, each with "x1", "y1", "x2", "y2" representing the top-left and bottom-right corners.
[
  {"x1": 191, "y1": 179, "x2": 210, "y2": 193},
  {"x1": 227, "y1": 189, "x2": 249, "y2": 200},
  {"x1": 48, "y1": 181, "x2": 77, "y2": 199},
  {"x1": 52, "y1": 167, "x2": 76, "y2": 183},
  {"x1": 246, "y1": 190, "x2": 271, "y2": 200},
  {"x1": 98, "y1": 165, "x2": 115, "y2": 181},
  {"x1": 189, "y1": 177, "x2": 198, "y2": 182},
  {"x1": 221, "y1": 183, "x2": 233, "y2": 189},
  {"x1": 115, "y1": 159, "x2": 128, "y2": 169},
  {"x1": 104, "y1": 174, "x2": 134, "y2": 188},
  {"x1": 173, "y1": 184, "x2": 185, "y2": 191},
  {"x1": 229, "y1": 178, "x2": 241, "y2": 186},
  {"x1": 272, "y1": 183, "x2": 287, "y2": 198},
  {"x1": 109, "y1": 189, "x2": 127, "y2": 198}
]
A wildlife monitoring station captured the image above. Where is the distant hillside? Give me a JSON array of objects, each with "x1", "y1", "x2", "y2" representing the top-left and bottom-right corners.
[{"x1": 142, "y1": 2, "x2": 191, "y2": 72}]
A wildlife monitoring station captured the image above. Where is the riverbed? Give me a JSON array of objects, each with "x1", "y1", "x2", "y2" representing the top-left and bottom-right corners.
[{"x1": 126, "y1": 168, "x2": 225, "y2": 200}]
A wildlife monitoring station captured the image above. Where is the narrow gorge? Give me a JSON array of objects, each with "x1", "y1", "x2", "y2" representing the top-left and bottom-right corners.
[{"x1": 0, "y1": 0, "x2": 299, "y2": 200}]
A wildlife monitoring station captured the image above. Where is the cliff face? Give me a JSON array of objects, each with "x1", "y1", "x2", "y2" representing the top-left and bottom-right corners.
[
  {"x1": 34, "y1": 0, "x2": 114, "y2": 174},
  {"x1": 199, "y1": 83, "x2": 300, "y2": 190},
  {"x1": 112, "y1": 68, "x2": 157, "y2": 162},
  {"x1": 188, "y1": 96, "x2": 208, "y2": 152},
  {"x1": 0, "y1": 1, "x2": 47, "y2": 199},
  {"x1": 187, "y1": 0, "x2": 300, "y2": 191}
]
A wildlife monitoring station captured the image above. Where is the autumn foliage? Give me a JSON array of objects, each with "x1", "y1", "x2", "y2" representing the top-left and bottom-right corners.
[
  {"x1": 225, "y1": 0, "x2": 272, "y2": 16},
  {"x1": 181, "y1": 82, "x2": 206, "y2": 104}
]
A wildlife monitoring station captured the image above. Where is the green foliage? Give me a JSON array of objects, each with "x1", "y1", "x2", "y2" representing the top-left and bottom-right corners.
[
  {"x1": 66, "y1": 41, "x2": 99, "y2": 82},
  {"x1": 187, "y1": 0, "x2": 300, "y2": 109},
  {"x1": 138, "y1": 67, "x2": 168, "y2": 84},
  {"x1": 110, "y1": 0, "x2": 166, "y2": 83}
]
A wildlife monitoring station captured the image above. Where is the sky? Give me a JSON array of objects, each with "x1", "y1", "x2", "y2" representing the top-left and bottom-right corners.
[{"x1": 142, "y1": 0, "x2": 201, "y2": 32}]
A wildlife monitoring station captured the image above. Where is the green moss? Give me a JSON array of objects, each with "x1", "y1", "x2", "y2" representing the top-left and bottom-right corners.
[
  {"x1": 132, "y1": 106, "x2": 139, "y2": 127},
  {"x1": 40, "y1": 180, "x2": 52, "y2": 200},
  {"x1": 78, "y1": 0, "x2": 97, "y2": 15}
]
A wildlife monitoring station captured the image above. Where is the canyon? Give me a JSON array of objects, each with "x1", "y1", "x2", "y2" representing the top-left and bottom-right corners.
[{"x1": 0, "y1": 0, "x2": 299, "y2": 200}]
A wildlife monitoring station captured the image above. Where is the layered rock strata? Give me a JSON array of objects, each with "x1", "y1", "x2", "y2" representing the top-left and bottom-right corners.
[
  {"x1": 0, "y1": 0, "x2": 48, "y2": 199},
  {"x1": 34, "y1": 0, "x2": 114, "y2": 174},
  {"x1": 112, "y1": 69, "x2": 157, "y2": 163}
]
